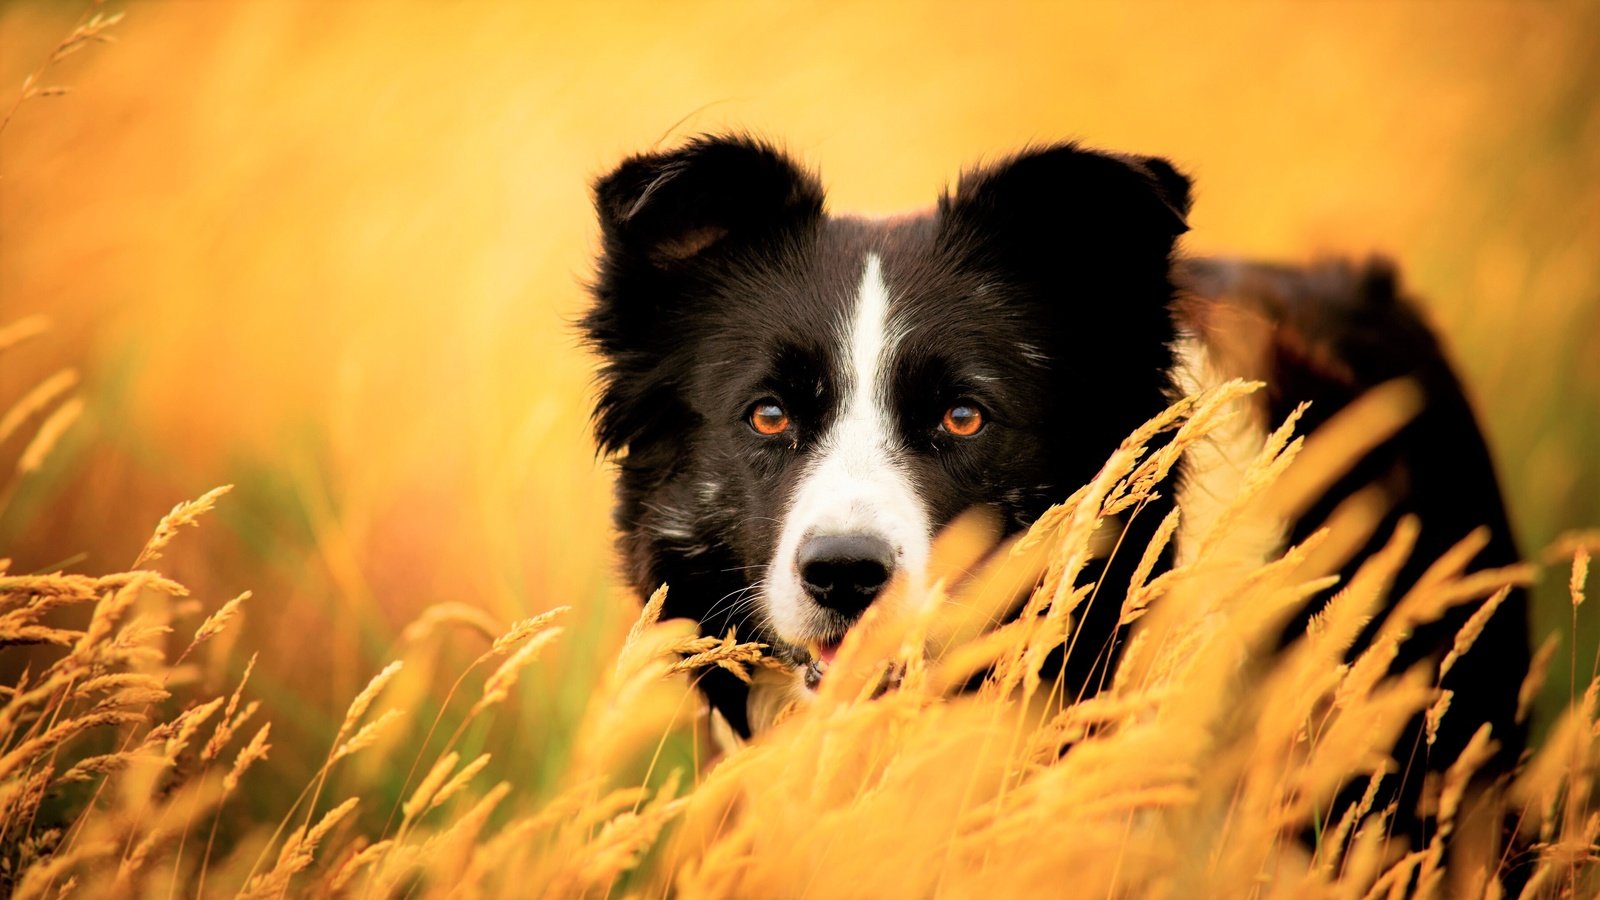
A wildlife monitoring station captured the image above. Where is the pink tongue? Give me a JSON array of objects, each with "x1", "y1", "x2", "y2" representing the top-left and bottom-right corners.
[{"x1": 817, "y1": 641, "x2": 840, "y2": 664}]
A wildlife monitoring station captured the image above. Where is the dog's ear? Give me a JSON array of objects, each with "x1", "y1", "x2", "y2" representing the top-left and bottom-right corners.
[
  {"x1": 585, "y1": 136, "x2": 823, "y2": 457},
  {"x1": 941, "y1": 144, "x2": 1191, "y2": 263},
  {"x1": 594, "y1": 134, "x2": 824, "y2": 266}
]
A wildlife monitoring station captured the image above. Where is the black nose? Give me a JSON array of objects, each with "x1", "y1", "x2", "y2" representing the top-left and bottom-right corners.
[{"x1": 797, "y1": 533, "x2": 896, "y2": 617}]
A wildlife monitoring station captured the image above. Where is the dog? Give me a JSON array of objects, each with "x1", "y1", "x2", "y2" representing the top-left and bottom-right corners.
[{"x1": 581, "y1": 134, "x2": 1529, "y2": 842}]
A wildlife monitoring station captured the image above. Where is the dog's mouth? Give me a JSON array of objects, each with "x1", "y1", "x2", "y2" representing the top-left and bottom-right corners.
[
  {"x1": 808, "y1": 638, "x2": 842, "y2": 665},
  {"x1": 800, "y1": 638, "x2": 842, "y2": 690}
]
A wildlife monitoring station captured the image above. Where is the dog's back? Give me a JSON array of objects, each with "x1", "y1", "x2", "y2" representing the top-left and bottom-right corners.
[{"x1": 1176, "y1": 256, "x2": 1530, "y2": 839}]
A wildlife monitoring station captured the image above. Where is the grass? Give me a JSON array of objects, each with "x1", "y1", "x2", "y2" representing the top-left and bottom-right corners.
[
  {"x1": 2, "y1": 1, "x2": 1598, "y2": 896},
  {"x1": 1, "y1": 353, "x2": 1598, "y2": 896}
]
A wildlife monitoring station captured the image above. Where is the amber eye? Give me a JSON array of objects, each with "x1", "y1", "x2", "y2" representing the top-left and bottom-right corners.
[
  {"x1": 749, "y1": 401, "x2": 790, "y2": 436},
  {"x1": 941, "y1": 403, "x2": 984, "y2": 436}
]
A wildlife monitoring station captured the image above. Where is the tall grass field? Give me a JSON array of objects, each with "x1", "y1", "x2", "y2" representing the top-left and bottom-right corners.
[{"x1": 2, "y1": 2, "x2": 1597, "y2": 897}]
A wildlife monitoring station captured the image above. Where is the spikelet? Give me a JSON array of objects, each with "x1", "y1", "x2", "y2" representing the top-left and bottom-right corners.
[
  {"x1": 187, "y1": 590, "x2": 250, "y2": 650},
  {"x1": 0, "y1": 314, "x2": 51, "y2": 351},
  {"x1": 1518, "y1": 633, "x2": 1561, "y2": 725},
  {"x1": 131, "y1": 485, "x2": 234, "y2": 568},
  {"x1": 402, "y1": 751, "x2": 460, "y2": 822},
  {"x1": 15, "y1": 396, "x2": 84, "y2": 475},
  {"x1": 12, "y1": 841, "x2": 118, "y2": 900},
  {"x1": 56, "y1": 750, "x2": 159, "y2": 784},
  {"x1": 148, "y1": 695, "x2": 223, "y2": 761},
  {"x1": 1120, "y1": 507, "x2": 1181, "y2": 625},
  {"x1": 471, "y1": 628, "x2": 562, "y2": 716},
  {"x1": 572, "y1": 771, "x2": 685, "y2": 888},
  {"x1": 431, "y1": 752, "x2": 491, "y2": 810},
  {"x1": 1509, "y1": 702, "x2": 1592, "y2": 841},
  {"x1": 1439, "y1": 586, "x2": 1513, "y2": 681},
  {"x1": 328, "y1": 838, "x2": 393, "y2": 892},
  {"x1": 330, "y1": 708, "x2": 404, "y2": 761},
  {"x1": 0, "y1": 710, "x2": 143, "y2": 782},
  {"x1": 400, "y1": 602, "x2": 504, "y2": 646},
  {"x1": 238, "y1": 797, "x2": 357, "y2": 898},
  {"x1": 421, "y1": 781, "x2": 512, "y2": 883},
  {"x1": 43, "y1": 9, "x2": 124, "y2": 67},
  {"x1": 223, "y1": 722, "x2": 272, "y2": 793},
  {"x1": 0, "y1": 770, "x2": 51, "y2": 834},
  {"x1": 1517, "y1": 810, "x2": 1600, "y2": 899},
  {"x1": 201, "y1": 653, "x2": 258, "y2": 760},
  {"x1": 1424, "y1": 689, "x2": 1454, "y2": 746},
  {"x1": 335, "y1": 659, "x2": 403, "y2": 742},
  {"x1": 68, "y1": 672, "x2": 162, "y2": 699},
  {"x1": 1573, "y1": 547, "x2": 1591, "y2": 607},
  {"x1": 117, "y1": 777, "x2": 226, "y2": 885},
  {"x1": 487, "y1": 606, "x2": 570, "y2": 658},
  {"x1": 1318, "y1": 768, "x2": 1389, "y2": 875},
  {"x1": 0, "y1": 625, "x2": 82, "y2": 648},
  {"x1": 0, "y1": 369, "x2": 79, "y2": 448},
  {"x1": 621, "y1": 584, "x2": 668, "y2": 662},
  {"x1": 70, "y1": 574, "x2": 152, "y2": 668},
  {"x1": 666, "y1": 629, "x2": 768, "y2": 683}
]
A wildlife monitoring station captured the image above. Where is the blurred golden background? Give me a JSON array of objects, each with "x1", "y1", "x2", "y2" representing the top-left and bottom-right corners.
[{"x1": 2, "y1": 0, "x2": 1597, "y2": 794}]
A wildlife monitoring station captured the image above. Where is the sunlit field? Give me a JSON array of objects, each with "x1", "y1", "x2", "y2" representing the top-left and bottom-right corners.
[{"x1": 1, "y1": 1, "x2": 1597, "y2": 895}]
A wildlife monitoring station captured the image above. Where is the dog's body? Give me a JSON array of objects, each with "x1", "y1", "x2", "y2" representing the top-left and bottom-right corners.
[{"x1": 583, "y1": 135, "x2": 1529, "y2": 839}]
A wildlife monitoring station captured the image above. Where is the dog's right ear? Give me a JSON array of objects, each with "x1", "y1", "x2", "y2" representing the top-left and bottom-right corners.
[
  {"x1": 585, "y1": 136, "x2": 823, "y2": 457},
  {"x1": 594, "y1": 135, "x2": 825, "y2": 266}
]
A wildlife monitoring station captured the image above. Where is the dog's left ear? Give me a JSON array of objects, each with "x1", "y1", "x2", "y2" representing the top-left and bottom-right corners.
[{"x1": 941, "y1": 144, "x2": 1191, "y2": 263}]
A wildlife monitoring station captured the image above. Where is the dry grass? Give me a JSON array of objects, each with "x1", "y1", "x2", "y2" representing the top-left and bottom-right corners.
[
  {"x1": 1, "y1": 350, "x2": 1596, "y2": 897},
  {"x1": 2, "y1": 2, "x2": 1598, "y2": 897}
]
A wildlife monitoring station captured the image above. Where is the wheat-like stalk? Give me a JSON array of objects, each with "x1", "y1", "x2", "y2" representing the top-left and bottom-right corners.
[{"x1": 2, "y1": 384, "x2": 1595, "y2": 898}]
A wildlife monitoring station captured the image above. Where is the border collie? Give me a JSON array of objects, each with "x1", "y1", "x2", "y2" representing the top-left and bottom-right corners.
[{"x1": 582, "y1": 134, "x2": 1529, "y2": 838}]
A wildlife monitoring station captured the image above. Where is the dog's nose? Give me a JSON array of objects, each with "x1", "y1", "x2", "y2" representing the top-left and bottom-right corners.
[{"x1": 797, "y1": 533, "x2": 896, "y2": 617}]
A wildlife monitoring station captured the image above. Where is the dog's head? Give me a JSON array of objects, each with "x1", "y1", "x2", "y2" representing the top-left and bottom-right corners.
[{"x1": 585, "y1": 134, "x2": 1189, "y2": 674}]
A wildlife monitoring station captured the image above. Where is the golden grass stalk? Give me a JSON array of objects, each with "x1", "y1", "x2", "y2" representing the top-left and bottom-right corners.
[
  {"x1": 665, "y1": 630, "x2": 769, "y2": 684},
  {"x1": 330, "y1": 708, "x2": 404, "y2": 762},
  {"x1": 132, "y1": 485, "x2": 233, "y2": 569},
  {"x1": 621, "y1": 584, "x2": 668, "y2": 663},
  {"x1": 0, "y1": 710, "x2": 143, "y2": 782},
  {"x1": 470, "y1": 628, "x2": 562, "y2": 717},
  {"x1": 15, "y1": 396, "x2": 84, "y2": 476},
  {"x1": 0, "y1": 369, "x2": 78, "y2": 447},
  {"x1": 402, "y1": 751, "x2": 460, "y2": 822},
  {"x1": 486, "y1": 605, "x2": 571, "y2": 658},
  {"x1": 188, "y1": 590, "x2": 250, "y2": 650},
  {"x1": 1574, "y1": 548, "x2": 1591, "y2": 609},
  {"x1": 1440, "y1": 586, "x2": 1514, "y2": 681},
  {"x1": 201, "y1": 654, "x2": 257, "y2": 760},
  {"x1": 328, "y1": 838, "x2": 393, "y2": 892},
  {"x1": 0, "y1": 315, "x2": 52, "y2": 352},
  {"x1": 237, "y1": 796, "x2": 356, "y2": 898},
  {"x1": 400, "y1": 602, "x2": 504, "y2": 647},
  {"x1": 337, "y1": 659, "x2": 403, "y2": 742},
  {"x1": 6, "y1": 379, "x2": 1599, "y2": 898},
  {"x1": 1520, "y1": 633, "x2": 1562, "y2": 726},
  {"x1": 431, "y1": 752, "x2": 491, "y2": 811},
  {"x1": 223, "y1": 723, "x2": 272, "y2": 794}
]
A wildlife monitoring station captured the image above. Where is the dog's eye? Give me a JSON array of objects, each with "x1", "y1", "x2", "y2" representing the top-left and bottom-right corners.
[
  {"x1": 749, "y1": 400, "x2": 790, "y2": 436},
  {"x1": 941, "y1": 403, "x2": 984, "y2": 437}
]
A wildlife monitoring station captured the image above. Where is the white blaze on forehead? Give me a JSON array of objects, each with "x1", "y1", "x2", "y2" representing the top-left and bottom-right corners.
[
  {"x1": 763, "y1": 253, "x2": 934, "y2": 643},
  {"x1": 848, "y1": 255, "x2": 894, "y2": 406}
]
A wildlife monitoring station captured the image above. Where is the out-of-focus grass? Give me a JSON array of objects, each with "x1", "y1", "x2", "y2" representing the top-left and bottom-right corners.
[{"x1": 0, "y1": 0, "x2": 1596, "y2": 825}]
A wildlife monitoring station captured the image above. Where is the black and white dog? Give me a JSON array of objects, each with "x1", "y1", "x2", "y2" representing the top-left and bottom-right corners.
[{"x1": 582, "y1": 135, "x2": 1529, "y2": 835}]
